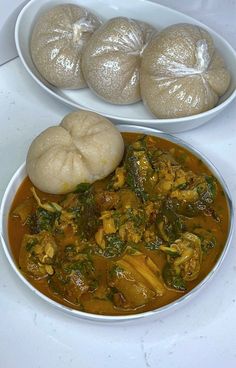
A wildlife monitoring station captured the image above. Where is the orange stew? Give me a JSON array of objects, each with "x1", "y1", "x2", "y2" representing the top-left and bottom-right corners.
[{"x1": 9, "y1": 133, "x2": 229, "y2": 315}]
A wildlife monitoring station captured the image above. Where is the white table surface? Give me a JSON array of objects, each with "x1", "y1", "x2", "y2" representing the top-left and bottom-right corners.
[{"x1": 0, "y1": 1, "x2": 236, "y2": 367}]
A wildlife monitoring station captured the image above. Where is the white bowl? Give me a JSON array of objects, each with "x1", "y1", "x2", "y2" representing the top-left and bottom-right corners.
[
  {"x1": 15, "y1": 0, "x2": 236, "y2": 133},
  {"x1": 0, "y1": 125, "x2": 234, "y2": 322}
]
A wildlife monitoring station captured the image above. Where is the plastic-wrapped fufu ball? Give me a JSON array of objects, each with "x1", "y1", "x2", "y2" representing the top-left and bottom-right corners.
[
  {"x1": 82, "y1": 17, "x2": 156, "y2": 104},
  {"x1": 140, "y1": 23, "x2": 231, "y2": 118},
  {"x1": 30, "y1": 4, "x2": 102, "y2": 89}
]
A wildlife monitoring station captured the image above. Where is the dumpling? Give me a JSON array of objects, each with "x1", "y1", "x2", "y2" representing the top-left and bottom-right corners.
[
  {"x1": 30, "y1": 4, "x2": 102, "y2": 89},
  {"x1": 26, "y1": 111, "x2": 124, "y2": 194},
  {"x1": 140, "y1": 23, "x2": 231, "y2": 118},
  {"x1": 81, "y1": 17, "x2": 156, "y2": 104}
]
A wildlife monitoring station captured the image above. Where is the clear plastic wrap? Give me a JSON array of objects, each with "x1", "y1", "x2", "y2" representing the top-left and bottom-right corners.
[
  {"x1": 30, "y1": 4, "x2": 102, "y2": 89},
  {"x1": 82, "y1": 17, "x2": 156, "y2": 104},
  {"x1": 141, "y1": 23, "x2": 231, "y2": 118}
]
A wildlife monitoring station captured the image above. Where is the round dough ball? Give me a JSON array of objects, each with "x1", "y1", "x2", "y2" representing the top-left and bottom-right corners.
[
  {"x1": 81, "y1": 17, "x2": 156, "y2": 104},
  {"x1": 140, "y1": 23, "x2": 231, "y2": 118},
  {"x1": 26, "y1": 110, "x2": 124, "y2": 194},
  {"x1": 30, "y1": 4, "x2": 102, "y2": 89}
]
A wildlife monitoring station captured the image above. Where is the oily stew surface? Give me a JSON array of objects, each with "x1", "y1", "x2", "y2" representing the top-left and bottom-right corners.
[{"x1": 9, "y1": 133, "x2": 229, "y2": 315}]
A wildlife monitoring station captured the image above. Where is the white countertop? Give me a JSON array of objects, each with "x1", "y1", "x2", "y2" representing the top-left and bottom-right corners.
[{"x1": 0, "y1": 1, "x2": 236, "y2": 367}]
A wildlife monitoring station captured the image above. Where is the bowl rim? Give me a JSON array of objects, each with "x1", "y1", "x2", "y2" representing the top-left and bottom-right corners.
[
  {"x1": 14, "y1": 0, "x2": 236, "y2": 126},
  {"x1": 0, "y1": 124, "x2": 234, "y2": 322}
]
